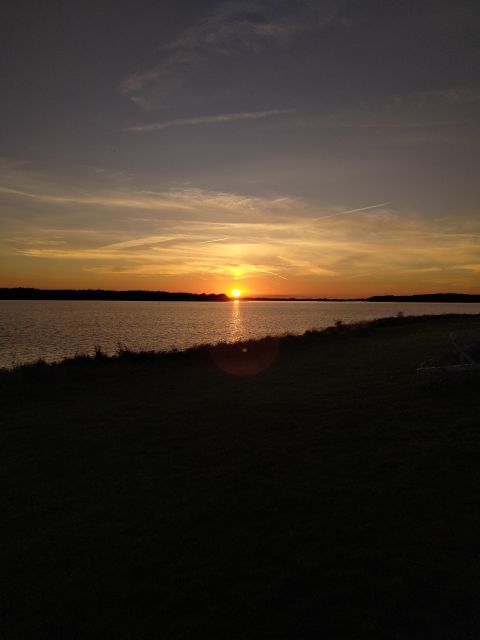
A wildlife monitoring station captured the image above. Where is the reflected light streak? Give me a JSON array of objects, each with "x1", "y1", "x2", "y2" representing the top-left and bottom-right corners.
[{"x1": 229, "y1": 298, "x2": 243, "y2": 344}]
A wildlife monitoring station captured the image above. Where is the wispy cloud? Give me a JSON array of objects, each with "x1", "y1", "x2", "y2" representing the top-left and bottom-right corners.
[
  {"x1": 282, "y1": 87, "x2": 480, "y2": 140},
  {"x1": 126, "y1": 108, "x2": 295, "y2": 132},
  {"x1": 120, "y1": 1, "x2": 345, "y2": 108},
  {"x1": 16, "y1": 214, "x2": 479, "y2": 292},
  {"x1": 0, "y1": 181, "x2": 298, "y2": 222},
  {"x1": 2, "y1": 162, "x2": 479, "y2": 294}
]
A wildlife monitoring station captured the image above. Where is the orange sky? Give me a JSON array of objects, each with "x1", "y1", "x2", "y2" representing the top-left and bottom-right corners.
[
  {"x1": 1, "y1": 164, "x2": 479, "y2": 297},
  {"x1": 2, "y1": 2, "x2": 480, "y2": 297}
]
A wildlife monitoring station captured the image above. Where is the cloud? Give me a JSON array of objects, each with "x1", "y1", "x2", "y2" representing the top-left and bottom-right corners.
[
  {"x1": 283, "y1": 86, "x2": 480, "y2": 132},
  {"x1": 126, "y1": 108, "x2": 295, "y2": 132},
  {"x1": 275, "y1": 87, "x2": 480, "y2": 152},
  {"x1": 2, "y1": 162, "x2": 479, "y2": 292},
  {"x1": 0, "y1": 180, "x2": 298, "y2": 222},
  {"x1": 18, "y1": 215, "x2": 479, "y2": 290},
  {"x1": 120, "y1": 0, "x2": 344, "y2": 107}
]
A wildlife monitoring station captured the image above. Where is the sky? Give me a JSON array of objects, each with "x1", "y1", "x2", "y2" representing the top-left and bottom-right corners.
[{"x1": 1, "y1": 0, "x2": 479, "y2": 297}]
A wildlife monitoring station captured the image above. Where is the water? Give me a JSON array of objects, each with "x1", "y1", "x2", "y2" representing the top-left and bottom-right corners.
[{"x1": 0, "y1": 299, "x2": 479, "y2": 369}]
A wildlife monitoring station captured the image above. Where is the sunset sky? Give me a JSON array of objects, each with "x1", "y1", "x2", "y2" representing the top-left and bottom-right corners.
[{"x1": 1, "y1": 0, "x2": 479, "y2": 297}]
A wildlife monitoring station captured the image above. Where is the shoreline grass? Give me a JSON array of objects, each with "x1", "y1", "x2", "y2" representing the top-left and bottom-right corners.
[
  {"x1": 1, "y1": 313, "x2": 480, "y2": 638},
  {"x1": 2, "y1": 312, "x2": 479, "y2": 375}
]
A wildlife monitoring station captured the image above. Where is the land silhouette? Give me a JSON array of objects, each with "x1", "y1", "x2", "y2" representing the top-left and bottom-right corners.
[
  {"x1": 2, "y1": 313, "x2": 480, "y2": 638},
  {"x1": 0, "y1": 288, "x2": 229, "y2": 301},
  {"x1": 1, "y1": 287, "x2": 479, "y2": 302}
]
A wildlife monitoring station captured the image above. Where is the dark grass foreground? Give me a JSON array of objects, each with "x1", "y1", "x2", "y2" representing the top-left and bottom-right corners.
[{"x1": 1, "y1": 314, "x2": 480, "y2": 639}]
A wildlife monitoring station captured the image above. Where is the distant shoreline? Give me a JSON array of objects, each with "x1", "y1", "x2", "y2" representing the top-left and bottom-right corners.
[
  {"x1": 244, "y1": 294, "x2": 480, "y2": 303},
  {"x1": 0, "y1": 288, "x2": 479, "y2": 303},
  {"x1": 0, "y1": 288, "x2": 229, "y2": 302}
]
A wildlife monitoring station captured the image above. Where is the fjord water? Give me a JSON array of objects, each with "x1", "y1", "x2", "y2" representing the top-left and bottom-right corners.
[{"x1": 1, "y1": 299, "x2": 479, "y2": 369}]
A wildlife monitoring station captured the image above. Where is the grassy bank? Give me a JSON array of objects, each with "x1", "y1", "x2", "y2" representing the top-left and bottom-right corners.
[{"x1": 1, "y1": 314, "x2": 480, "y2": 639}]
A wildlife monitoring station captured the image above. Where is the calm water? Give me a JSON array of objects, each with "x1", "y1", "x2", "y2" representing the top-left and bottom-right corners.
[{"x1": 1, "y1": 300, "x2": 479, "y2": 368}]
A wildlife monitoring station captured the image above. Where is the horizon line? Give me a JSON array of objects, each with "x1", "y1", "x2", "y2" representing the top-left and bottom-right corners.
[{"x1": 0, "y1": 287, "x2": 478, "y2": 301}]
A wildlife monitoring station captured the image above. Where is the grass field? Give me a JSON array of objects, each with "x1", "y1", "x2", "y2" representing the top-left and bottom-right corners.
[{"x1": 1, "y1": 314, "x2": 480, "y2": 639}]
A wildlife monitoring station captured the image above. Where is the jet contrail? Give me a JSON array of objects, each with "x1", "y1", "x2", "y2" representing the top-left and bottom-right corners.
[
  {"x1": 200, "y1": 237, "x2": 229, "y2": 244},
  {"x1": 250, "y1": 266, "x2": 289, "y2": 280},
  {"x1": 311, "y1": 201, "x2": 392, "y2": 223}
]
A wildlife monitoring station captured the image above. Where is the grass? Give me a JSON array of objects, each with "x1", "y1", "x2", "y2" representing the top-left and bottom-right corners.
[{"x1": 1, "y1": 314, "x2": 480, "y2": 639}]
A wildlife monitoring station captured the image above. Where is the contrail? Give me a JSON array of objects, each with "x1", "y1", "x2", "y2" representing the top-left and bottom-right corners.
[
  {"x1": 250, "y1": 265, "x2": 289, "y2": 280},
  {"x1": 126, "y1": 109, "x2": 295, "y2": 132},
  {"x1": 311, "y1": 201, "x2": 392, "y2": 223},
  {"x1": 200, "y1": 237, "x2": 229, "y2": 244}
]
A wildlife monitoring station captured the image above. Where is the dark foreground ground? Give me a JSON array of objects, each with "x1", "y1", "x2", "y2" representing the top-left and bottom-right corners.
[{"x1": 1, "y1": 314, "x2": 480, "y2": 639}]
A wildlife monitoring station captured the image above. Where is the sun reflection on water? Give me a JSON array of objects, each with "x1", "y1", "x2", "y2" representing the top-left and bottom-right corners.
[{"x1": 229, "y1": 298, "x2": 243, "y2": 343}]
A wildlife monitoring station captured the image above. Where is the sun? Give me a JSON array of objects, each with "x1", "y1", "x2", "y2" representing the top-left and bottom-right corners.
[{"x1": 231, "y1": 288, "x2": 241, "y2": 298}]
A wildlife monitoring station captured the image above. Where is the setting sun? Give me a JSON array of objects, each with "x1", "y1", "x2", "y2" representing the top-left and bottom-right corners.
[{"x1": 231, "y1": 289, "x2": 241, "y2": 298}]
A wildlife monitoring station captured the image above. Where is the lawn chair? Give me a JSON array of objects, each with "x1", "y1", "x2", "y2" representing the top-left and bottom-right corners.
[
  {"x1": 450, "y1": 332, "x2": 480, "y2": 366},
  {"x1": 416, "y1": 331, "x2": 480, "y2": 376}
]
